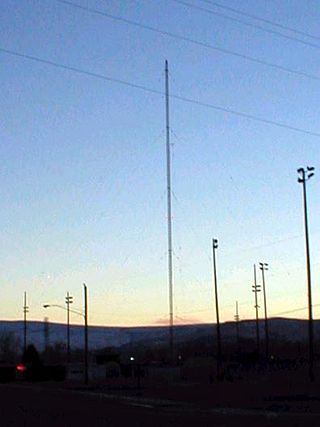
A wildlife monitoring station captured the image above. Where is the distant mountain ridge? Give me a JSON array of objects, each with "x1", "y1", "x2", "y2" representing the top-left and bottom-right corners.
[{"x1": 0, "y1": 318, "x2": 316, "y2": 351}]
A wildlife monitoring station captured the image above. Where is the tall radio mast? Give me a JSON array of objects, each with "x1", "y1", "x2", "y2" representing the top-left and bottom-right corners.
[{"x1": 165, "y1": 60, "x2": 174, "y2": 361}]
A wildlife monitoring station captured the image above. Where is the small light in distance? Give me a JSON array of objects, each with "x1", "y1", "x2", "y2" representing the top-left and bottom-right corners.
[{"x1": 130, "y1": 356, "x2": 135, "y2": 361}]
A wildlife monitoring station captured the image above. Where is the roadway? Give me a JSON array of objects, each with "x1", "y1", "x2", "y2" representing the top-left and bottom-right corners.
[{"x1": 0, "y1": 383, "x2": 320, "y2": 426}]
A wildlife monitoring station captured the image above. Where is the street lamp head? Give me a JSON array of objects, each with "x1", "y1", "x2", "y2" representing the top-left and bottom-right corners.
[
  {"x1": 43, "y1": 304, "x2": 50, "y2": 309},
  {"x1": 259, "y1": 262, "x2": 268, "y2": 270},
  {"x1": 297, "y1": 166, "x2": 314, "y2": 182}
]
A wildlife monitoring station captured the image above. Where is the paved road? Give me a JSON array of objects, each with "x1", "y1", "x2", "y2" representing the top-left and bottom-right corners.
[{"x1": 1, "y1": 384, "x2": 320, "y2": 426}]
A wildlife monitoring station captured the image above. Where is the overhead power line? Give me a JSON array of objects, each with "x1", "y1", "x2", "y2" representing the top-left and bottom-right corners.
[
  {"x1": 2, "y1": 47, "x2": 320, "y2": 137},
  {"x1": 1, "y1": 47, "x2": 320, "y2": 137},
  {"x1": 199, "y1": 0, "x2": 320, "y2": 42},
  {"x1": 272, "y1": 304, "x2": 320, "y2": 317},
  {"x1": 177, "y1": 304, "x2": 320, "y2": 319},
  {"x1": 56, "y1": 0, "x2": 320, "y2": 83},
  {"x1": 169, "y1": 0, "x2": 320, "y2": 50}
]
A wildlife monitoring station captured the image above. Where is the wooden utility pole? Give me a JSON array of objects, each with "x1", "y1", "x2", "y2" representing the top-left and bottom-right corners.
[
  {"x1": 234, "y1": 301, "x2": 240, "y2": 354},
  {"x1": 65, "y1": 292, "x2": 73, "y2": 364},
  {"x1": 260, "y1": 263, "x2": 269, "y2": 360},
  {"x1": 23, "y1": 292, "x2": 29, "y2": 354},
  {"x1": 212, "y1": 238, "x2": 221, "y2": 376},
  {"x1": 252, "y1": 264, "x2": 261, "y2": 358},
  {"x1": 43, "y1": 316, "x2": 49, "y2": 350},
  {"x1": 83, "y1": 283, "x2": 89, "y2": 385}
]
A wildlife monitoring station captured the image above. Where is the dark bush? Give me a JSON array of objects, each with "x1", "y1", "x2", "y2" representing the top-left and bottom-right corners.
[{"x1": 0, "y1": 366, "x2": 15, "y2": 382}]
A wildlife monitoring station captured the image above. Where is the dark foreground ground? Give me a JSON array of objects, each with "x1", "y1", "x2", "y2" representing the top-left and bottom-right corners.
[{"x1": 2, "y1": 382, "x2": 320, "y2": 427}]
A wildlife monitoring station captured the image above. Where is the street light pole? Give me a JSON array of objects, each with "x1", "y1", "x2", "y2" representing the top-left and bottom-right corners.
[
  {"x1": 212, "y1": 238, "x2": 222, "y2": 377},
  {"x1": 43, "y1": 289, "x2": 88, "y2": 385},
  {"x1": 252, "y1": 264, "x2": 261, "y2": 358},
  {"x1": 83, "y1": 283, "x2": 88, "y2": 385},
  {"x1": 297, "y1": 166, "x2": 315, "y2": 382},
  {"x1": 260, "y1": 263, "x2": 269, "y2": 360},
  {"x1": 65, "y1": 292, "x2": 73, "y2": 364}
]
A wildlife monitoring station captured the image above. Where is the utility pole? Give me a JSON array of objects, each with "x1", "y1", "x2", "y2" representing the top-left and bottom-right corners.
[
  {"x1": 234, "y1": 301, "x2": 240, "y2": 354},
  {"x1": 65, "y1": 292, "x2": 73, "y2": 364},
  {"x1": 44, "y1": 317, "x2": 49, "y2": 350},
  {"x1": 23, "y1": 292, "x2": 29, "y2": 354},
  {"x1": 297, "y1": 166, "x2": 315, "y2": 382},
  {"x1": 165, "y1": 59, "x2": 174, "y2": 363},
  {"x1": 259, "y1": 262, "x2": 269, "y2": 360},
  {"x1": 252, "y1": 264, "x2": 261, "y2": 358},
  {"x1": 212, "y1": 238, "x2": 222, "y2": 377},
  {"x1": 83, "y1": 283, "x2": 88, "y2": 385}
]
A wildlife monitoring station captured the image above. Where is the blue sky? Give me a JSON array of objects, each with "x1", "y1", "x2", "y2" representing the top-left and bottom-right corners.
[{"x1": 1, "y1": 0, "x2": 320, "y2": 326}]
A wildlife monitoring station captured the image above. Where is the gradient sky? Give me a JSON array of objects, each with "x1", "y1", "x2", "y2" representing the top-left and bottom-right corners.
[{"x1": 1, "y1": 0, "x2": 320, "y2": 327}]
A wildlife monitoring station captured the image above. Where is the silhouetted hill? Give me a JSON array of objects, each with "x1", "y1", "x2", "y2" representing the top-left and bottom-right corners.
[{"x1": 0, "y1": 318, "x2": 314, "y2": 351}]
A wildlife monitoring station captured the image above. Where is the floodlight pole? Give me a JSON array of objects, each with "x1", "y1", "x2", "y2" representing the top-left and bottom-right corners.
[{"x1": 297, "y1": 166, "x2": 315, "y2": 382}]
